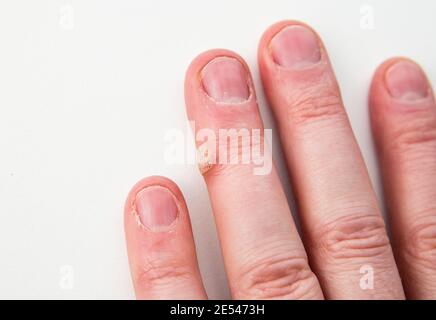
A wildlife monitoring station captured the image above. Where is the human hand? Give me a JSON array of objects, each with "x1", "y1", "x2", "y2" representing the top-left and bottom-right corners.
[{"x1": 124, "y1": 21, "x2": 436, "y2": 300}]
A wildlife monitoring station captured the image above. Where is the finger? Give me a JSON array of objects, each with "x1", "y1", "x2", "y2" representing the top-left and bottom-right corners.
[
  {"x1": 185, "y1": 50, "x2": 324, "y2": 299},
  {"x1": 258, "y1": 20, "x2": 404, "y2": 299},
  {"x1": 124, "y1": 176, "x2": 207, "y2": 299},
  {"x1": 370, "y1": 58, "x2": 436, "y2": 299}
]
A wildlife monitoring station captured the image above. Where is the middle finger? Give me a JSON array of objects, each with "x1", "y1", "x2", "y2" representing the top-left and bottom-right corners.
[{"x1": 258, "y1": 20, "x2": 404, "y2": 299}]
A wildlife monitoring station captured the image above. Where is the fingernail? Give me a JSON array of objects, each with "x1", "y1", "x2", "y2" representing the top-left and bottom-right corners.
[
  {"x1": 270, "y1": 25, "x2": 321, "y2": 69},
  {"x1": 135, "y1": 186, "x2": 178, "y2": 231},
  {"x1": 201, "y1": 57, "x2": 250, "y2": 103},
  {"x1": 385, "y1": 61, "x2": 429, "y2": 101}
]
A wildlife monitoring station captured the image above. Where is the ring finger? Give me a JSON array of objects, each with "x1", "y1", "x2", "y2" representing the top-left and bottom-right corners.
[{"x1": 184, "y1": 49, "x2": 323, "y2": 299}]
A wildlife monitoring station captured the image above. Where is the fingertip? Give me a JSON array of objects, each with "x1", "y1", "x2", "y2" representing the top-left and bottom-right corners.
[
  {"x1": 370, "y1": 57, "x2": 431, "y2": 103},
  {"x1": 370, "y1": 57, "x2": 412, "y2": 105},
  {"x1": 369, "y1": 57, "x2": 434, "y2": 128},
  {"x1": 184, "y1": 49, "x2": 251, "y2": 97},
  {"x1": 185, "y1": 49, "x2": 249, "y2": 82},
  {"x1": 257, "y1": 20, "x2": 341, "y2": 122},
  {"x1": 124, "y1": 175, "x2": 188, "y2": 223},
  {"x1": 369, "y1": 58, "x2": 403, "y2": 121},
  {"x1": 184, "y1": 49, "x2": 255, "y2": 120},
  {"x1": 258, "y1": 20, "x2": 326, "y2": 72},
  {"x1": 259, "y1": 20, "x2": 320, "y2": 47}
]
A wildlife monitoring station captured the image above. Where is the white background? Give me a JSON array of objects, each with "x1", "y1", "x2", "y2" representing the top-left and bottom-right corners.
[{"x1": 0, "y1": 0, "x2": 435, "y2": 299}]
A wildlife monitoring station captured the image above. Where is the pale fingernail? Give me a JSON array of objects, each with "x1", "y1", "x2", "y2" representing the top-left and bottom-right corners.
[
  {"x1": 270, "y1": 25, "x2": 321, "y2": 69},
  {"x1": 201, "y1": 57, "x2": 250, "y2": 103},
  {"x1": 135, "y1": 186, "x2": 178, "y2": 231},
  {"x1": 385, "y1": 61, "x2": 430, "y2": 101}
]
